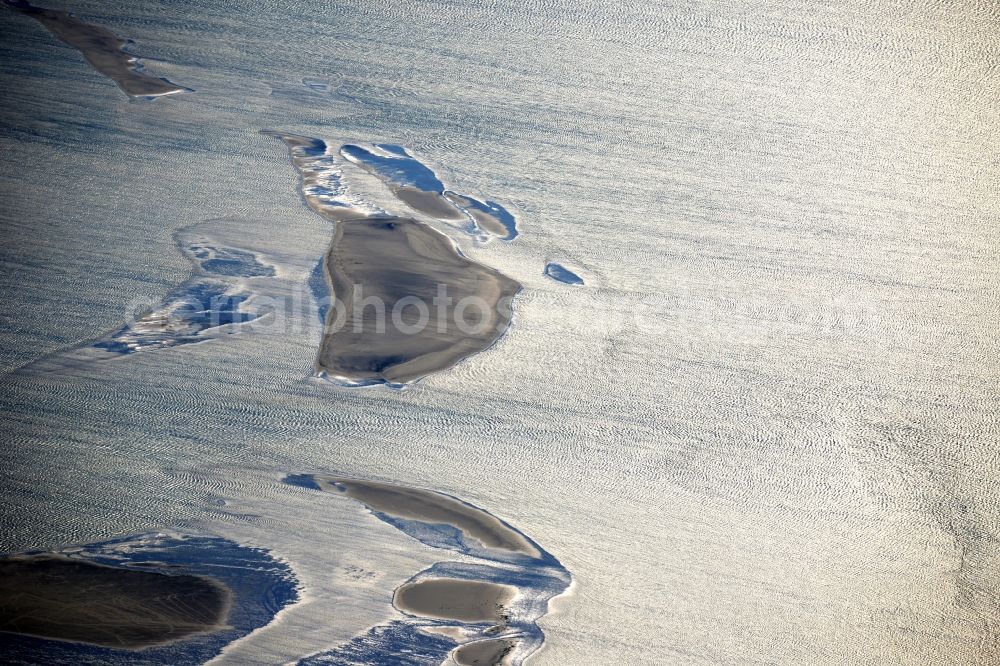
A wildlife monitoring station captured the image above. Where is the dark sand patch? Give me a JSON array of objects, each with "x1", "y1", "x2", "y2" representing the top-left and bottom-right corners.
[
  {"x1": 318, "y1": 216, "x2": 520, "y2": 385},
  {"x1": 454, "y1": 638, "x2": 518, "y2": 665},
  {"x1": 0, "y1": 554, "x2": 231, "y2": 649},
  {"x1": 315, "y1": 476, "x2": 540, "y2": 557},
  {"x1": 6, "y1": 0, "x2": 188, "y2": 97},
  {"x1": 394, "y1": 578, "x2": 515, "y2": 623}
]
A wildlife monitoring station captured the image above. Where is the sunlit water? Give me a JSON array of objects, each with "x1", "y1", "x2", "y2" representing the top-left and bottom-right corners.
[{"x1": 1, "y1": 0, "x2": 998, "y2": 664}]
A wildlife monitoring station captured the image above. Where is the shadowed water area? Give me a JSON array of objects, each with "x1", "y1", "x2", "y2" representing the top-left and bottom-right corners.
[{"x1": 543, "y1": 262, "x2": 584, "y2": 286}]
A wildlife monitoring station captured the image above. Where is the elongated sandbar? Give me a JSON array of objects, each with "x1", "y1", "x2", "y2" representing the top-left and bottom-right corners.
[
  {"x1": 313, "y1": 475, "x2": 540, "y2": 557},
  {"x1": 6, "y1": 0, "x2": 188, "y2": 97}
]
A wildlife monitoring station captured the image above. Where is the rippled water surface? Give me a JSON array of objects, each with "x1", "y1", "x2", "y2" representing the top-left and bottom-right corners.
[{"x1": 1, "y1": 0, "x2": 998, "y2": 664}]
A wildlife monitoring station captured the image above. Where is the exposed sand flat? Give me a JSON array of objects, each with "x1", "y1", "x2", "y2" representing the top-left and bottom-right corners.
[
  {"x1": 395, "y1": 186, "x2": 467, "y2": 221},
  {"x1": 267, "y1": 132, "x2": 521, "y2": 385},
  {"x1": 443, "y1": 192, "x2": 517, "y2": 240},
  {"x1": 6, "y1": 0, "x2": 187, "y2": 97},
  {"x1": 338, "y1": 144, "x2": 519, "y2": 239},
  {"x1": 318, "y1": 216, "x2": 521, "y2": 385},
  {"x1": 315, "y1": 476, "x2": 540, "y2": 557},
  {"x1": 420, "y1": 625, "x2": 470, "y2": 641},
  {"x1": 453, "y1": 638, "x2": 518, "y2": 665},
  {"x1": 394, "y1": 578, "x2": 516, "y2": 623},
  {"x1": 0, "y1": 554, "x2": 231, "y2": 648}
]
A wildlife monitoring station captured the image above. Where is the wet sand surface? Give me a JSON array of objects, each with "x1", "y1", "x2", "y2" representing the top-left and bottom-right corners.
[
  {"x1": 315, "y1": 476, "x2": 540, "y2": 556},
  {"x1": 337, "y1": 143, "x2": 518, "y2": 239},
  {"x1": 396, "y1": 186, "x2": 467, "y2": 221},
  {"x1": 0, "y1": 554, "x2": 231, "y2": 648},
  {"x1": 394, "y1": 578, "x2": 516, "y2": 623},
  {"x1": 318, "y1": 216, "x2": 521, "y2": 385},
  {"x1": 5, "y1": 0, "x2": 187, "y2": 97},
  {"x1": 453, "y1": 638, "x2": 518, "y2": 665},
  {"x1": 443, "y1": 192, "x2": 517, "y2": 240},
  {"x1": 262, "y1": 131, "x2": 365, "y2": 223}
]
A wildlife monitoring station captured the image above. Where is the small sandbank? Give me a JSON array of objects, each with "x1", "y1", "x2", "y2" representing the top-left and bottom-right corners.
[
  {"x1": 454, "y1": 638, "x2": 518, "y2": 665},
  {"x1": 313, "y1": 475, "x2": 540, "y2": 557},
  {"x1": 396, "y1": 185, "x2": 468, "y2": 221},
  {"x1": 318, "y1": 216, "x2": 521, "y2": 385},
  {"x1": 285, "y1": 473, "x2": 572, "y2": 666},
  {"x1": 6, "y1": 0, "x2": 188, "y2": 97},
  {"x1": 394, "y1": 578, "x2": 516, "y2": 623},
  {"x1": 0, "y1": 554, "x2": 231, "y2": 648},
  {"x1": 339, "y1": 143, "x2": 518, "y2": 239},
  {"x1": 340, "y1": 144, "x2": 465, "y2": 221},
  {"x1": 444, "y1": 192, "x2": 519, "y2": 240}
]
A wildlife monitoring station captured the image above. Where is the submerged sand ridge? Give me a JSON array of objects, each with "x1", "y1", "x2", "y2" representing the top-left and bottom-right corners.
[
  {"x1": 6, "y1": 0, "x2": 188, "y2": 97},
  {"x1": 315, "y1": 476, "x2": 540, "y2": 557},
  {"x1": 0, "y1": 554, "x2": 231, "y2": 648},
  {"x1": 318, "y1": 217, "x2": 521, "y2": 385}
]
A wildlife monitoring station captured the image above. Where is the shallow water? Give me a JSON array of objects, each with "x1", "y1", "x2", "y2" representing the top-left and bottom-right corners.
[
  {"x1": 543, "y1": 262, "x2": 584, "y2": 286},
  {"x1": 1, "y1": 0, "x2": 999, "y2": 664}
]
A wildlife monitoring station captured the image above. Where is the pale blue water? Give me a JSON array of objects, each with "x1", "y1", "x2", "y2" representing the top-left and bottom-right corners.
[{"x1": 1, "y1": 1, "x2": 999, "y2": 664}]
